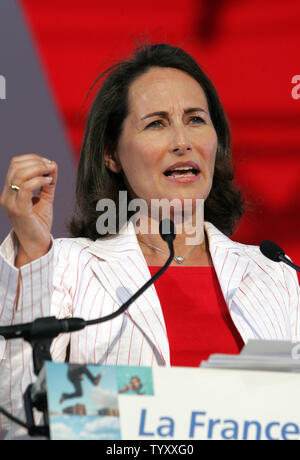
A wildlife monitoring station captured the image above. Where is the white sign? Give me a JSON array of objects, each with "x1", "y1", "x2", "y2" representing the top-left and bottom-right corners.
[{"x1": 118, "y1": 366, "x2": 300, "y2": 440}]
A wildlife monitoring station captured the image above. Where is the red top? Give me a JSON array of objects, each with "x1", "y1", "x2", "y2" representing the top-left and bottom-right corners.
[{"x1": 149, "y1": 266, "x2": 244, "y2": 367}]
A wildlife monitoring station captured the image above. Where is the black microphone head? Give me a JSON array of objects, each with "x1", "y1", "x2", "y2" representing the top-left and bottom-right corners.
[
  {"x1": 260, "y1": 240, "x2": 285, "y2": 262},
  {"x1": 159, "y1": 219, "x2": 176, "y2": 243}
]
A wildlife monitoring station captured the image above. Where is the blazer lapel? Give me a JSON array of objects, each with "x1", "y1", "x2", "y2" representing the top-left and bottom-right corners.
[
  {"x1": 205, "y1": 222, "x2": 252, "y2": 306},
  {"x1": 81, "y1": 223, "x2": 170, "y2": 366},
  {"x1": 206, "y1": 222, "x2": 291, "y2": 342}
]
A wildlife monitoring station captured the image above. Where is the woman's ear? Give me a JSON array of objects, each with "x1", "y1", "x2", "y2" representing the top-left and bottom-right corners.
[{"x1": 104, "y1": 151, "x2": 122, "y2": 173}]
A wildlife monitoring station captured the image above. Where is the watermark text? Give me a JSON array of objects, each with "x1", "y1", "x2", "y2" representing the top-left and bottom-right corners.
[
  {"x1": 0, "y1": 75, "x2": 6, "y2": 100},
  {"x1": 96, "y1": 192, "x2": 204, "y2": 245},
  {"x1": 291, "y1": 75, "x2": 300, "y2": 100},
  {"x1": 291, "y1": 342, "x2": 300, "y2": 360}
]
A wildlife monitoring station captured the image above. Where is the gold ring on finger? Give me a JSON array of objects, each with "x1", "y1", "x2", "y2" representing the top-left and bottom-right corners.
[{"x1": 9, "y1": 183, "x2": 20, "y2": 192}]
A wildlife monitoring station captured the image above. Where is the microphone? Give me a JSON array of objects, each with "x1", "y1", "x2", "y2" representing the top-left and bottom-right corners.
[
  {"x1": 260, "y1": 240, "x2": 300, "y2": 273},
  {"x1": 0, "y1": 317, "x2": 86, "y2": 341},
  {"x1": 0, "y1": 219, "x2": 176, "y2": 366}
]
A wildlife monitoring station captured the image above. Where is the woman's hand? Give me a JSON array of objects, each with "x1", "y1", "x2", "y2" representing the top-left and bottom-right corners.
[{"x1": 0, "y1": 154, "x2": 58, "y2": 267}]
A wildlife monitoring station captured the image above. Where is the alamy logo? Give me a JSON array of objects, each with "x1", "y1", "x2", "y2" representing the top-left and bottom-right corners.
[
  {"x1": 291, "y1": 75, "x2": 300, "y2": 100},
  {"x1": 96, "y1": 192, "x2": 205, "y2": 245},
  {"x1": 0, "y1": 75, "x2": 6, "y2": 100},
  {"x1": 291, "y1": 342, "x2": 300, "y2": 360}
]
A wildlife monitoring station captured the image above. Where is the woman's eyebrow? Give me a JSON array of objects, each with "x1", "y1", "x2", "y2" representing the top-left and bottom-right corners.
[
  {"x1": 184, "y1": 107, "x2": 208, "y2": 115},
  {"x1": 141, "y1": 107, "x2": 207, "y2": 120},
  {"x1": 141, "y1": 111, "x2": 168, "y2": 120}
]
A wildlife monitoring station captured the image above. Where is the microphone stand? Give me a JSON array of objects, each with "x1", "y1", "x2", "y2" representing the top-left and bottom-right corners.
[
  {"x1": 278, "y1": 254, "x2": 300, "y2": 273},
  {"x1": 0, "y1": 220, "x2": 176, "y2": 439}
]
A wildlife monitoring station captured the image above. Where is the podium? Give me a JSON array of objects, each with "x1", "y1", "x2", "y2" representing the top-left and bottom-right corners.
[
  {"x1": 37, "y1": 341, "x2": 300, "y2": 440},
  {"x1": 2, "y1": 340, "x2": 300, "y2": 440}
]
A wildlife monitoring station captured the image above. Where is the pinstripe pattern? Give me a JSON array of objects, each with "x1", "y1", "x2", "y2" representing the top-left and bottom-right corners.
[{"x1": 0, "y1": 222, "x2": 299, "y2": 436}]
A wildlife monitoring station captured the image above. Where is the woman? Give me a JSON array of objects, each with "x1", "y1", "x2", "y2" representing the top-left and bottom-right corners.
[{"x1": 0, "y1": 43, "x2": 299, "y2": 436}]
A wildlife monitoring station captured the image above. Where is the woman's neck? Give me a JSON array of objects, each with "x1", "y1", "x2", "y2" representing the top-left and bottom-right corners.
[{"x1": 134, "y1": 215, "x2": 212, "y2": 267}]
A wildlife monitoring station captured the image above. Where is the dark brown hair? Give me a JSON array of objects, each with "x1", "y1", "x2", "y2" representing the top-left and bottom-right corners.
[{"x1": 69, "y1": 43, "x2": 244, "y2": 239}]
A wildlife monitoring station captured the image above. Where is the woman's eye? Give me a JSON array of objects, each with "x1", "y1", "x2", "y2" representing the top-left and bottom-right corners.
[
  {"x1": 146, "y1": 120, "x2": 164, "y2": 128},
  {"x1": 189, "y1": 116, "x2": 205, "y2": 124}
]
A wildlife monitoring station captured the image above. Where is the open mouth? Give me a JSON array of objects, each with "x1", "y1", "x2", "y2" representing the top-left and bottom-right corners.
[{"x1": 164, "y1": 165, "x2": 200, "y2": 178}]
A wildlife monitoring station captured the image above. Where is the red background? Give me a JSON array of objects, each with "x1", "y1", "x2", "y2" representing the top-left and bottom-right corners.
[{"x1": 19, "y1": 0, "x2": 300, "y2": 273}]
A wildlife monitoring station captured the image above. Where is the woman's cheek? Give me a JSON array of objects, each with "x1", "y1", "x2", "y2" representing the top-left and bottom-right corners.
[{"x1": 201, "y1": 134, "x2": 218, "y2": 165}]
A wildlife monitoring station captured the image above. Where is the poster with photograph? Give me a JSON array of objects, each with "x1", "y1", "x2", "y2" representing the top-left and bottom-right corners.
[{"x1": 46, "y1": 362, "x2": 154, "y2": 440}]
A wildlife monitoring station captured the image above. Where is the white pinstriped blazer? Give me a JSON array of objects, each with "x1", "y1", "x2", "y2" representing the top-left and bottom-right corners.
[{"x1": 0, "y1": 221, "x2": 299, "y2": 434}]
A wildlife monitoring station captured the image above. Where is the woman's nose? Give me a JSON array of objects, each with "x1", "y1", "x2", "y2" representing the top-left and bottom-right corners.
[
  {"x1": 170, "y1": 143, "x2": 192, "y2": 155},
  {"x1": 168, "y1": 127, "x2": 192, "y2": 155}
]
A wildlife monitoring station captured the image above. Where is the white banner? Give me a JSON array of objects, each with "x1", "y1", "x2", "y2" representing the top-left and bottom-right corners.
[
  {"x1": 46, "y1": 362, "x2": 300, "y2": 440},
  {"x1": 119, "y1": 366, "x2": 300, "y2": 440}
]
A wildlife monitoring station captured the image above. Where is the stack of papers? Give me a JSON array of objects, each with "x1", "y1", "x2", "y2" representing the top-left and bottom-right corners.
[{"x1": 201, "y1": 340, "x2": 300, "y2": 372}]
